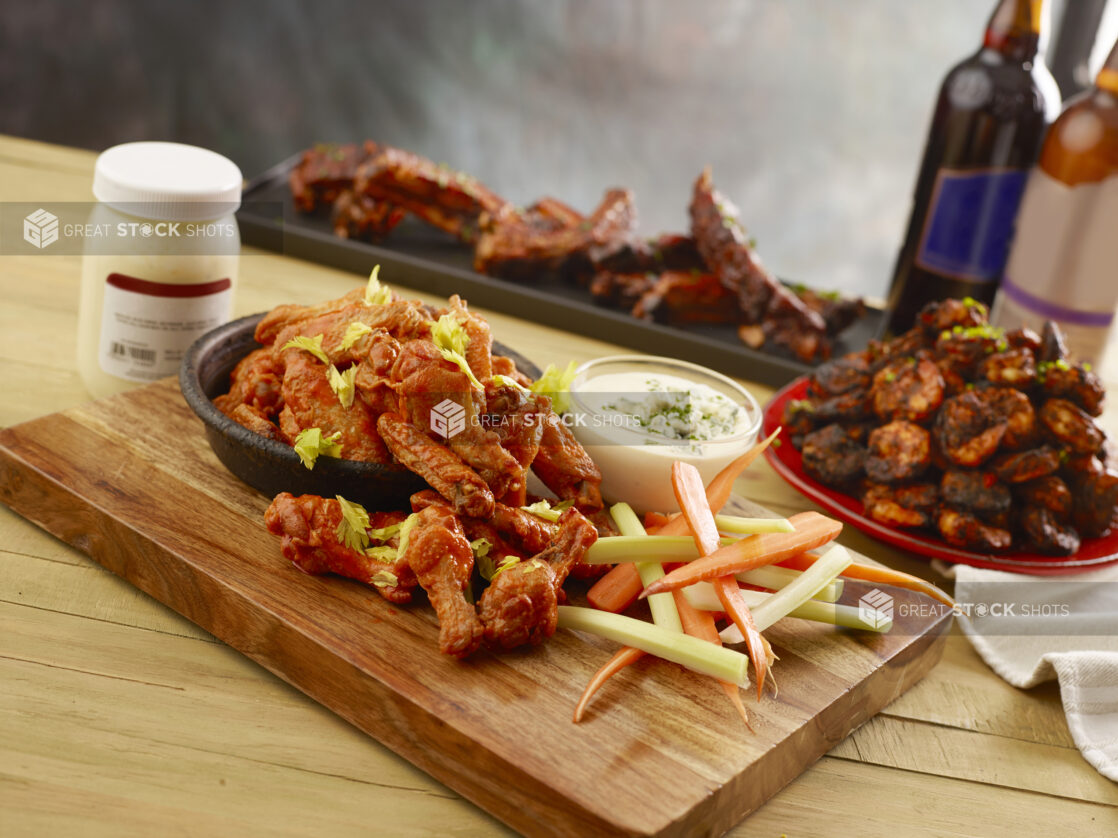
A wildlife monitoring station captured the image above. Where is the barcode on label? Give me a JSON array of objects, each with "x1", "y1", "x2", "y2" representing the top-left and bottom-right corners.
[{"x1": 110, "y1": 342, "x2": 156, "y2": 364}]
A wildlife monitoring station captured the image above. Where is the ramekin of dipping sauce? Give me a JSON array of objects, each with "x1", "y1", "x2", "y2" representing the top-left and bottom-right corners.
[
  {"x1": 76, "y1": 142, "x2": 242, "y2": 399},
  {"x1": 567, "y1": 355, "x2": 763, "y2": 513}
]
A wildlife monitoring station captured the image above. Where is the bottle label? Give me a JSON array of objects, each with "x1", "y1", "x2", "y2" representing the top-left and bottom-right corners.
[
  {"x1": 990, "y1": 170, "x2": 1118, "y2": 364},
  {"x1": 915, "y1": 167, "x2": 1028, "y2": 282},
  {"x1": 98, "y1": 273, "x2": 232, "y2": 382}
]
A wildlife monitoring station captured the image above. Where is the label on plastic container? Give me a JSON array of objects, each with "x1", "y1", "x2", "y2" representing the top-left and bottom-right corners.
[
  {"x1": 98, "y1": 273, "x2": 232, "y2": 382},
  {"x1": 991, "y1": 170, "x2": 1118, "y2": 364},
  {"x1": 916, "y1": 167, "x2": 1028, "y2": 282}
]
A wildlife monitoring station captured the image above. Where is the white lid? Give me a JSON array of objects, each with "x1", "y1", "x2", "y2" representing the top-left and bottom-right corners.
[{"x1": 93, "y1": 141, "x2": 243, "y2": 221}]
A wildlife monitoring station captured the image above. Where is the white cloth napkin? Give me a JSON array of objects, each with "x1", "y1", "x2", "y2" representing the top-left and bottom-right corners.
[{"x1": 937, "y1": 562, "x2": 1118, "y2": 782}]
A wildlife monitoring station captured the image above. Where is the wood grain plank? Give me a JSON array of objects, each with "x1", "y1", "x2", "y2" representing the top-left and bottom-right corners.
[
  {"x1": 831, "y1": 713, "x2": 1118, "y2": 806},
  {"x1": 0, "y1": 548, "x2": 214, "y2": 641},
  {"x1": 0, "y1": 380, "x2": 951, "y2": 836},
  {"x1": 881, "y1": 633, "x2": 1078, "y2": 750},
  {"x1": 737, "y1": 756, "x2": 1118, "y2": 838}
]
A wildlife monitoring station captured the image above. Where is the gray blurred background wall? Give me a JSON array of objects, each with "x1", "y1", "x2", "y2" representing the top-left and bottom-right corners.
[{"x1": 3, "y1": 0, "x2": 1116, "y2": 298}]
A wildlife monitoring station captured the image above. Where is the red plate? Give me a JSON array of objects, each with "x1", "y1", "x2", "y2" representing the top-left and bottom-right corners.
[{"x1": 763, "y1": 378, "x2": 1118, "y2": 576}]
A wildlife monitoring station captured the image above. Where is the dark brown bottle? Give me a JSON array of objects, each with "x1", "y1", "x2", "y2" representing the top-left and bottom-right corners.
[{"x1": 884, "y1": 0, "x2": 1060, "y2": 336}]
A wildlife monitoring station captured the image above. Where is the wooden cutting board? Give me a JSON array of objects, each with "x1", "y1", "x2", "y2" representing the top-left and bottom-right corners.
[{"x1": 0, "y1": 379, "x2": 952, "y2": 837}]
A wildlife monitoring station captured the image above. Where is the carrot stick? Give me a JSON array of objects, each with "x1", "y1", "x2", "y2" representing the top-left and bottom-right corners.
[
  {"x1": 641, "y1": 511, "x2": 842, "y2": 597},
  {"x1": 712, "y1": 576, "x2": 773, "y2": 701},
  {"x1": 778, "y1": 554, "x2": 954, "y2": 608},
  {"x1": 704, "y1": 426, "x2": 781, "y2": 513},
  {"x1": 587, "y1": 563, "x2": 643, "y2": 612},
  {"x1": 672, "y1": 462, "x2": 769, "y2": 703},
  {"x1": 572, "y1": 645, "x2": 645, "y2": 723},
  {"x1": 587, "y1": 429, "x2": 784, "y2": 613},
  {"x1": 672, "y1": 589, "x2": 751, "y2": 730},
  {"x1": 673, "y1": 462, "x2": 721, "y2": 556}
]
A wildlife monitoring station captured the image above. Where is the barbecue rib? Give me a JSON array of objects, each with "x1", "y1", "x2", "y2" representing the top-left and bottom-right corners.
[
  {"x1": 289, "y1": 141, "x2": 379, "y2": 212},
  {"x1": 473, "y1": 188, "x2": 637, "y2": 281},
  {"x1": 689, "y1": 168, "x2": 829, "y2": 362},
  {"x1": 631, "y1": 271, "x2": 742, "y2": 325},
  {"x1": 355, "y1": 147, "x2": 507, "y2": 243}
]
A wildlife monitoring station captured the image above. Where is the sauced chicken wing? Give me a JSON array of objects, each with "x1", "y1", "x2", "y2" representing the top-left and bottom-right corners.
[
  {"x1": 411, "y1": 488, "x2": 558, "y2": 557},
  {"x1": 378, "y1": 413, "x2": 495, "y2": 518},
  {"x1": 935, "y1": 391, "x2": 1007, "y2": 467},
  {"x1": 400, "y1": 504, "x2": 485, "y2": 658},
  {"x1": 229, "y1": 404, "x2": 285, "y2": 442},
  {"x1": 272, "y1": 298, "x2": 433, "y2": 369},
  {"x1": 1038, "y1": 398, "x2": 1104, "y2": 455},
  {"x1": 277, "y1": 352, "x2": 390, "y2": 462},
  {"x1": 870, "y1": 357, "x2": 944, "y2": 422},
  {"x1": 484, "y1": 382, "x2": 547, "y2": 465},
  {"x1": 991, "y1": 446, "x2": 1061, "y2": 484},
  {"x1": 215, "y1": 347, "x2": 284, "y2": 419},
  {"x1": 390, "y1": 340, "x2": 523, "y2": 499},
  {"x1": 937, "y1": 507, "x2": 1012, "y2": 552},
  {"x1": 264, "y1": 493, "x2": 416, "y2": 603},
  {"x1": 862, "y1": 482, "x2": 938, "y2": 528},
  {"x1": 940, "y1": 469, "x2": 1011, "y2": 517},
  {"x1": 445, "y1": 295, "x2": 495, "y2": 382},
  {"x1": 533, "y1": 418, "x2": 604, "y2": 512},
  {"x1": 477, "y1": 508, "x2": 598, "y2": 650},
  {"x1": 490, "y1": 354, "x2": 534, "y2": 389},
  {"x1": 801, "y1": 424, "x2": 866, "y2": 486},
  {"x1": 254, "y1": 288, "x2": 365, "y2": 347},
  {"x1": 865, "y1": 421, "x2": 931, "y2": 483},
  {"x1": 1019, "y1": 506, "x2": 1081, "y2": 556}
]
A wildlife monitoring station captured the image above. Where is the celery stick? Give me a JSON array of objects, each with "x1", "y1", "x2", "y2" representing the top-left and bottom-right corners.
[
  {"x1": 718, "y1": 598, "x2": 891, "y2": 640},
  {"x1": 583, "y1": 534, "x2": 735, "y2": 564},
  {"x1": 687, "y1": 569, "x2": 885, "y2": 633},
  {"x1": 609, "y1": 504, "x2": 683, "y2": 634},
  {"x1": 557, "y1": 606, "x2": 749, "y2": 686},
  {"x1": 750, "y1": 544, "x2": 853, "y2": 631},
  {"x1": 714, "y1": 514, "x2": 794, "y2": 534},
  {"x1": 736, "y1": 566, "x2": 843, "y2": 602},
  {"x1": 680, "y1": 582, "x2": 724, "y2": 612}
]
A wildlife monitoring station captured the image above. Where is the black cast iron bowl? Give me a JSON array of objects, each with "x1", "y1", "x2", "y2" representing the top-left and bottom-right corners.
[{"x1": 180, "y1": 312, "x2": 541, "y2": 509}]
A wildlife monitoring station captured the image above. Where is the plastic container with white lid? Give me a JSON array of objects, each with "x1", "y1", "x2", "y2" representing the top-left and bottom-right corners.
[{"x1": 77, "y1": 141, "x2": 243, "y2": 398}]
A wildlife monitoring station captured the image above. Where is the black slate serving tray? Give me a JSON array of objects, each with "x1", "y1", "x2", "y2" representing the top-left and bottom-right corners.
[{"x1": 237, "y1": 155, "x2": 882, "y2": 388}]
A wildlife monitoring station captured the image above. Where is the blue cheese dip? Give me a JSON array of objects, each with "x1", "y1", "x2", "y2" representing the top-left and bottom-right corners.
[
  {"x1": 567, "y1": 357, "x2": 762, "y2": 512},
  {"x1": 577, "y1": 372, "x2": 752, "y2": 450}
]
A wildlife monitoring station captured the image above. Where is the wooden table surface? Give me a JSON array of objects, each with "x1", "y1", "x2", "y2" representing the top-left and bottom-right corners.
[{"x1": 1, "y1": 135, "x2": 1115, "y2": 837}]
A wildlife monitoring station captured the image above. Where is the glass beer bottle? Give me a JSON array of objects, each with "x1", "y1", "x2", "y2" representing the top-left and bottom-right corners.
[
  {"x1": 884, "y1": 0, "x2": 1060, "y2": 336},
  {"x1": 990, "y1": 36, "x2": 1118, "y2": 364}
]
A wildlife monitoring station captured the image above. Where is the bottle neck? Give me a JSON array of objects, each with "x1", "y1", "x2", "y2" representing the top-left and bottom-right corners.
[
  {"x1": 1096, "y1": 37, "x2": 1118, "y2": 95},
  {"x1": 983, "y1": 0, "x2": 1046, "y2": 63}
]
